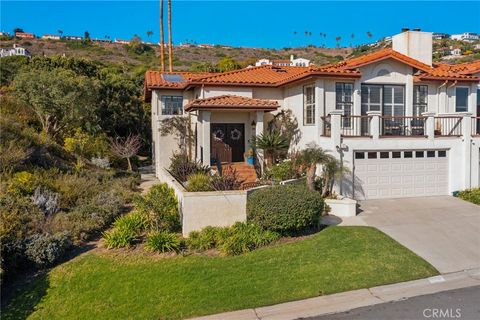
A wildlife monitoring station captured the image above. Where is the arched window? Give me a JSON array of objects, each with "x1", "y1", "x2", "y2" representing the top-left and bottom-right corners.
[{"x1": 377, "y1": 69, "x2": 390, "y2": 77}]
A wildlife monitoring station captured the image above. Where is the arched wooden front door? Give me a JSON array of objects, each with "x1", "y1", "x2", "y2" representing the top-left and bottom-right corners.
[{"x1": 211, "y1": 123, "x2": 245, "y2": 163}]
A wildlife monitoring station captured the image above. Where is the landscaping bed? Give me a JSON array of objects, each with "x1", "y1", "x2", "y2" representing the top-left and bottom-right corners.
[{"x1": 3, "y1": 226, "x2": 438, "y2": 320}]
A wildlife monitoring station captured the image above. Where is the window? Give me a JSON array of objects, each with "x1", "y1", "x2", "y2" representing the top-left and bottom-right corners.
[
  {"x1": 355, "y1": 152, "x2": 365, "y2": 159},
  {"x1": 415, "y1": 151, "x2": 424, "y2": 158},
  {"x1": 392, "y1": 152, "x2": 401, "y2": 158},
  {"x1": 383, "y1": 85, "x2": 405, "y2": 117},
  {"x1": 455, "y1": 87, "x2": 469, "y2": 112},
  {"x1": 161, "y1": 96, "x2": 183, "y2": 115},
  {"x1": 427, "y1": 151, "x2": 435, "y2": 158},
  {"x1": 368, "y1": 152, "x2": 377, "y2": 159},
  {"x1": 438, "y1": 150, "x2": 447, "y2": 157},
  {"x1": 361, "y1": 85, "x2": 382, "y2": 114},
  {"x1": 380, "y1": 152, "x2": 389, "y2": 159},
  {"x1": 413, "y1": 85, "x2": 428, "y2": 116},
  {"x1": 303, "y1": 85, "x2": 315, "y2": 125},
  {"x1": 377, "y1": 69, "x2": 390, "y2": 77},
  {"x1": 336, "y1": 83, "x2": 354, "y2": 127},
  {"x1": 404, "y1": 151, "x2": 413, "y2": 158}
]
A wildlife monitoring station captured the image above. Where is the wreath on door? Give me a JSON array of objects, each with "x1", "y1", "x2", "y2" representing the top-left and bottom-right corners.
[
  {"x1": 230, "y1": 128, "x2": 242, "y2": 141},
  {"x1": 213, "y1": 129, "x2": 225, "y2": 141}
]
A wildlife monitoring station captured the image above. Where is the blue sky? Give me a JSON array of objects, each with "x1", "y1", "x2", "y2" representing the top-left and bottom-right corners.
[{"x1": 2, "y1": 1, "x2": 480, "y2": 48}]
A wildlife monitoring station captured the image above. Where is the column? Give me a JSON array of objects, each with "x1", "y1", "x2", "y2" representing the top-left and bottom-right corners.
[
  {"x1": 315, "y1": 79, "x2": 325, "y2": 141},
  {"x1": 462, "y1": 113, "x2": 473, "y2": 189},
  {"x1": 201, "y1": 111, "x2": 211, "y2": 166},
  {"x1": 422, "y1": 112, "x2": 435, "y2": 140},
  {"x1": 367, "y1": 110, "x2": 381, "y2": 140},
  {"x1": 405, "y1": 73, "x2": 414, "y2": 117},
  {"x1": 329, "y1": 109, "x2": 343, "y2": 147},
  {"x1": 255, "y1": 111, "x2": 265, "y2": 172},
  {"x1": 353, "y1": 79, "x2": 362, "y2": 116}
]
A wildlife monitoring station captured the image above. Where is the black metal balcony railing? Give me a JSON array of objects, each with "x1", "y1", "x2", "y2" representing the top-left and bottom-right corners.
[
  {"x1": 434, "y1": 116, "x2": 463, "y2": 136},
  {"x1": 472, "y1": 117, "x2": 480, "y2": 136},
  {"x1": 380, "y1": 116, "x2": 426, "y2": 137},
  {"x1": 341, "y1": 116, "x2": 371, "y2": 137}
]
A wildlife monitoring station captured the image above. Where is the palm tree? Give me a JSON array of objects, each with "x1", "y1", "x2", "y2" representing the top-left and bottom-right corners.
[
  {"x1": 57, "y1": 29, "x2": 63, "y2": 38},
  {"x1": 147, "y1": 30, "x2": 153, "y2": 39},
  {"x1": 167, "y1": 0, "x2": 173, "y2": 72},
  {"x1": 299, "y1": 146, "x2": 332, "y2": 191},
  {"x1": 367, "y1": 31, "x2": 373, "y2": 39},
  {"x1": 251, "y1": 132, "x2": 289, "y2": 168},
  {"x1": 159, "y1": 0, "x2": 165, "y2": 71},
  {"x1": 335, "y1": 36, "x2": 341, "y2": 48}
]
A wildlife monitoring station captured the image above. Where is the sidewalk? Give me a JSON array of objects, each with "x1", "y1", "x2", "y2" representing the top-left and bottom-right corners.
[{"x1": 190, "y1": 268, "x2": 480, "y2": 320}]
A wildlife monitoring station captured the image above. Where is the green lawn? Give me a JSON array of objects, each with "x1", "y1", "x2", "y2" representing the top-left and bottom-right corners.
[{"x1": 4, "y1": 226, "x2": 438, "y2": 320}]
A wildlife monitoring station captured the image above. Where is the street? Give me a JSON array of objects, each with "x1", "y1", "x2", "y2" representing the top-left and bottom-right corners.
[{"x1": 305, "y1": 285, "x2": 480, "y2": 320}]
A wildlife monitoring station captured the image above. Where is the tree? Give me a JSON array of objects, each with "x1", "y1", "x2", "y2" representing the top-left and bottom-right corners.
[
  {"x1": 13, "y1": 28, "x2": 24, "y2": 34},
  {"x1": 13, "y1": 68, "x2": 98, "y2": 139},
  {"x1": 159, "y1": 0, "x2": 166, "y2": 71},
  {"x1": 298, "y1": 145, "x2": 332, "y2": 192},
  {"x1": 84, "y1": 31, "x2": 90, "y2": 40},
  {"x1": 58, "y1": 30, "x2": 63, "y2": 38},
  {"x1": 146, "y1": 30, "x2": 153, "y2": 38},
  {"x1": 367, "y1": 31, "x2": 373, "y2": 39},
  {"x1": 167, "y1": 0, "x2": 173, "y2": 72},
  {"x1": 251, "y1": 132, "x2": 289, "y2": 167},
  {"x1": 267, "y1": 109, "x2": 300, "y2": 147},
  {"x1": 109, "y1": 134, "x2": 142, "y2": 171},
  {"x1": 217, "y1": 57, "x2": 241, "y2": 72},
  {"x1": 335, "y1": 36, "x2": 342, "y2": 48}
]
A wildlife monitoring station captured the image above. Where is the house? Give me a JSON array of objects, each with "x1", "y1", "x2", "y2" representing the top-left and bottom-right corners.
[
  {"x1": 450, "y1": 32, "x2": 479, "y2": 42},
  {"x1": 42, "y1": 34, "x2": 61, "y2": 40},
  {"x1": 0, "y1": 44, "x2": 30, "y2": 58},
  {"x1": 198, "y1": 44, "x2": 214, "y2": 48},
  {"x1": 255, "y1": 55, "x2": 311, "y2": 67},
  {"x1": 114, "y1": 38, "x2": 129, "y2": 44},
  {"x1": 64, "y1": 35, "x2": 82, "y2": 40},
  {"x1": 15, "y1": 32, "x2": 35, "y2": 39},
  {"x1": 451, "y1": 48, "x2": 462, "y2": 56},
  {"x1": 145, "y1": 29, "x2": 480, "y2": 200},
  {"x1": 433, "y1": 33, "x2": 450, "y2": 40},
  {"x1": 0, "y1": 31, "x2": 11, "y2": 37}
]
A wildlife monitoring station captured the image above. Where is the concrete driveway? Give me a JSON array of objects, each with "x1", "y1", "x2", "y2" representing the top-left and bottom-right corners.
[{"x1": 358, "y1": 196, "x2": 480, "y2": 274}]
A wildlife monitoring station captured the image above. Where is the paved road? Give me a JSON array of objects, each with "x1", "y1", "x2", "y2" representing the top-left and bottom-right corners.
[
  {"x1": 358, "y1": 196, "x2": 480, "y2": 273},
  {"x1": 305, "y1": 285, "x2": 480, "y2": 320}
]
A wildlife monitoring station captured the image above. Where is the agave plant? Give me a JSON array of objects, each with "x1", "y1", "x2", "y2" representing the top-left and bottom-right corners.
[{"x1": 251, "y1": 131, "x2": 289, "y2": 167}]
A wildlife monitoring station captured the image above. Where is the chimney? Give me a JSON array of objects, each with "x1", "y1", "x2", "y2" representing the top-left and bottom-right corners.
[
  {"x1": 392, "y1": 30, "x2": 432, "y2": 66},
  {"x1": 290, "y1": 54, "x2": 294, "y2": 61}
]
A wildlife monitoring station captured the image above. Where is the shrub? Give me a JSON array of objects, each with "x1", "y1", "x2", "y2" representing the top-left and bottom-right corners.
[
  {"x1": 24, "y1": 232, "x2": 72, "y2": 267},
  {"x1": 7, "y1": 171, "x2": 36, "y2": 195},
  {"x1": 113, "y1": 211, "x2": 147, "y2": 233},
  {"x1": 458, "y1": 188, "x2": 480, "y2": 205},
  {"x1": 219, "y1": 222, "x2": 279, "y2": 256},
  {"x1": 211, "y1": 171, "x2": 242, "y2": 191},
  {"x1": 134, "y1": 184, "x2": 179, "y2": 232},
  {"x1": 186, "y1": 226, "x2": 229, "y2": 251},
  {"x1": 31, "y1": 187, "x2": 59, "y2": 216},
  {"x1": 264, "y1": 160, "x2": 298, "y2": 182},
  {"x1": 103, "y1": 227, "x2": 137, "y2": 249},
  {"x1": 169, "y1": 152, "x2": 209, "y2": 182},
  {"x1": 247, "y1": 184, "x2": 324, "y2": 235},
  {"x1": 54, "y1": 174, "x2": 101, "y2": 208},
  {"x1": 186, "y1": 173, "x2": 213, "y2": 192},
  {"x1": 145, "y1": 231, "x2": 180, "y2": 253}
]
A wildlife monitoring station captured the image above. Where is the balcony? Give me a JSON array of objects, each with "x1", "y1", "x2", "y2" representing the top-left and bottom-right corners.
[{"x1": 322, "y1": 111, "x2": 474, "y2": 140}]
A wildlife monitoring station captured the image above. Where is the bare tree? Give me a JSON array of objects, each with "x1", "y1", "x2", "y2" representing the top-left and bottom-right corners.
[
  {"x1": 160, "y1": 0, "x2": 165, "y2": 71},
  {"x1": 110, "y1": 135, "x2": 142, "y2": 171},
  {"x1": 167, "y1": 0, "x2": 173, "y2": 72}
]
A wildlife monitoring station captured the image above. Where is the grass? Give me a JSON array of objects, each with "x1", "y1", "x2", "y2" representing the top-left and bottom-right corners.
[{"x1": 3, "y1": 226, "x2": 437, "y2": 320}]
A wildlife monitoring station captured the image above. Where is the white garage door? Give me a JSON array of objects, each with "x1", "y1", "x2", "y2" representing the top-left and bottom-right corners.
[{"x1": 354, "y1": 150, "x2": 448, "y2": 200}]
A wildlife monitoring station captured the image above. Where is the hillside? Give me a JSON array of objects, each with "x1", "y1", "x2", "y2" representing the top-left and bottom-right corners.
[{"x1": 1, "y1": 38, "x2": 353, "y2": 72}]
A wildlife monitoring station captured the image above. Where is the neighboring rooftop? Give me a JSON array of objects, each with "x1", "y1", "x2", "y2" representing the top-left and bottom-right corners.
[{"x1": 184, "y1": 94, "x2": 279, "y2": 112}]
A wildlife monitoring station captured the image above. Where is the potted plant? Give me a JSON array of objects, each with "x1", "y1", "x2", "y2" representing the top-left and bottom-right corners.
[{"x1": 246, "y1": 148, "x2": 255, "y2": 165}]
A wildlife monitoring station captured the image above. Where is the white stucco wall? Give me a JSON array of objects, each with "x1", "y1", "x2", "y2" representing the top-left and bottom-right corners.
[{"x1": 202, "y1": 86, "x2": 253, "y2": 98}]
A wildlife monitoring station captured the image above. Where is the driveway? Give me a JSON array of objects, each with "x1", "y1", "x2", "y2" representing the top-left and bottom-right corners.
[{"x1": 358, "y1": 196, "x2": 480, "y2": 274}]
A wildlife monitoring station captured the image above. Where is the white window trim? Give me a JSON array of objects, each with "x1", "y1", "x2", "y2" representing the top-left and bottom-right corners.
[{"x1": 303, "y1": 84, "x2": 316, "y2": 126}]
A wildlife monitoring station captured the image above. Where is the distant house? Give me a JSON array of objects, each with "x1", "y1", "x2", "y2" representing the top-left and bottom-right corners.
[
  {"x1": 92, "y1": 38, "x2": 112, "y2": 43},
  {"x1": 64, "y1": 35, "x2": 82, "y2": 41},
  {"x1": 198, "y1": 44, "x2": 214, "y2": 48},
  {"x1": 0, "y1": 31, "x2": 11, "y2": 37},
  {"x1": 474, "y1": 44, "x2": 480, "y2": 50},
  {"x1": 451, "y1": 48, "x2": 462, "y2": 56},
  {"x1": 254, "y1": 55, "x2": 311, "y2": 67},
  {"x1": 114, "y1": 39, "x2": 130, "y2": 45},
  {"x1": 450, "y1": 32, "x2": 479, "y2": 42},
  {"x1": 433, "y1": 33, "x2": 449, "y2": 40},
  {"x1": 0, "y1": 44, "x2": 30, "y2": 58},
  {"x1": 42, "y1": 34, "x2": 61, "y2": 40},
  {"x1": 15, "y1": 32, "x2": 35, "y2": 39}
]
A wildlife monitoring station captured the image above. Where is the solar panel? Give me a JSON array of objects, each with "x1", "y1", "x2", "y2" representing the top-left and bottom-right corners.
[{"x1": 162, "y1": 74, "x2": 184, "y2": 83}]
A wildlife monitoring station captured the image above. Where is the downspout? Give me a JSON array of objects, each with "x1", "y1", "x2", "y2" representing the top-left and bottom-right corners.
[
  {"x1": 446, "y1": 80, "x2": 457, "y2": 113},
  {"x1": 437, "y1": 80, "x2": 448, "y2": 113}
]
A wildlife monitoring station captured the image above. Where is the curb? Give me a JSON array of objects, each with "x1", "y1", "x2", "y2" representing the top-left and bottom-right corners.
[{"x1": 189, "y1": 268, "x2": 480, "y2": 320}]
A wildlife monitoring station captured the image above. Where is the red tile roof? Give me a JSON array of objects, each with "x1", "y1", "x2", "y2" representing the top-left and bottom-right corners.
[{"x1": 184, "y1": 95, "x2": 279, "y2": 112}]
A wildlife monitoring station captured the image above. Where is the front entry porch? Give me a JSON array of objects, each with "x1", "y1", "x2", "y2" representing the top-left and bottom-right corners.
[{"x1": 211, "y1": 123, "x2": 245, "y2": 164}]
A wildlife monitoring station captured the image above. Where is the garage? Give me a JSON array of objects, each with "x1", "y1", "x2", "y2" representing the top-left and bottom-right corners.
[{"x1": 354, "y1": 150, "x2": 449, "y2": 200}]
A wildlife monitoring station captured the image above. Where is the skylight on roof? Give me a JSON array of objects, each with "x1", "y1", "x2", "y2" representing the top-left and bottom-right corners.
[{"x1": 162, "y1": 74, "x2": 184, "y2": 83}]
